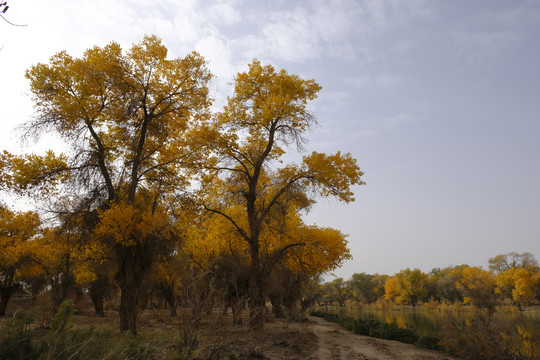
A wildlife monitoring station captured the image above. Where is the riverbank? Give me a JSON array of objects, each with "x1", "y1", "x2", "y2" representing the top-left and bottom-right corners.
[
  {"x1": 307, "y1": 316, "x2": 457, "y2": 360},
  {"x1": 1, "y1": 302, "x2": 459, "y2": 359}
]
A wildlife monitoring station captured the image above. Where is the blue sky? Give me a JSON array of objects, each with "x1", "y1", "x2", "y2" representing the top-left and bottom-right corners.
[{"x1": 1, "y1": 0, "x2": 539, "y2": 278}]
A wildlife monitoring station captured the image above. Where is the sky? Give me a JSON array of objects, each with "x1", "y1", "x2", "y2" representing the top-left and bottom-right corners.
[{"x1": 1, "y1": 0, "x2": 539, "y2": 279}]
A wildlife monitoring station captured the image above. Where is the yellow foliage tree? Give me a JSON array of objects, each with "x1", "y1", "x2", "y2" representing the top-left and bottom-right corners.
[
  {"x1": 452, "y1": 266, "x2": 498, "y2": 311},
  {"x1": 282, "y1": 225, "x2": 351, "y2": 278},
  {"x1": 0, "y1": 206, "x2": 40, "y2": 315},
  {"x1": 384, "y1": 268, "x2": 428, "y2": 307},
  {"x1": 151, "y1": 252, "x2": 189, "y2": 316},
  {"x1": 0, "y1": 151, "x2": 14, "y2": 190},
  {"x1": 24, "y1": 224, "x2": 92, "y2": 310},
  {"x1": 20, "y1": 35, "x2": 212, "y2": 334},
  {"x1": 384, "y1": 276, "x2": 401, "y2": 303},
  {"x1": 496, "y1": 267, "x2": 539, "y2": 308},
  {"x1": 184, "y1": 198, "x2": 352, "y2": 322},
  {"x1": 201, "y1": 60, "x2": 364, "y2": 329}
]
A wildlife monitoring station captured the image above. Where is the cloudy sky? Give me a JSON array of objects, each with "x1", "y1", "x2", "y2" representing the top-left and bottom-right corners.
[{"x1": 1, "y1": 0, "x2": 539, "y2": 278}]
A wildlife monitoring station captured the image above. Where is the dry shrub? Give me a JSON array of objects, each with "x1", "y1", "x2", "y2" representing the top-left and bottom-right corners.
[
  {"x1": 439, "y1": 308, "x2": 540, "y2": 360},
  {"x1": 33, "y1": 291, "x2": 55, "y2": 328},
  {"x1": 247, "y1": 346, "x2": 268, "y2": 359},
  {"x1": 289, "y1": 326, "x2": 316, "y2": 353},
  {"x1": 1, "y1": 300, "x2": 165, "y2": 360},
  {"x1": 426, "y1": 300, "x2": 439, "y2": 311}
]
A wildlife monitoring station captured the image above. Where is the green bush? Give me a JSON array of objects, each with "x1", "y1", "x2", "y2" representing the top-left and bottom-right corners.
[
  {"x1": 50, "y1": 299, "x2": 75, "y2": 333},
  {"x1": 416, "y1": 335, "x2": 441, "y2": 350},
  {"x1": 352, "y1": 318, "x2": 381, "y2": 336},
  {"x1": 0, "y1": 301, "x2": 160, "y2": 360},
  {"x1": 0, "y1": 311, "x2": 40, "y2": 360},
  {"x1": 368, "y1": 321, "x2": 418, "y2": 344},
  {"x1": 310, "y1": 310, "x2": 419, "y2": 345},
  {"x1": 40, "y1": 327, "x2": 158, "y2": 360},
  {"x1": 339, "y1": 316, "x2": 355, "y2": 332}
]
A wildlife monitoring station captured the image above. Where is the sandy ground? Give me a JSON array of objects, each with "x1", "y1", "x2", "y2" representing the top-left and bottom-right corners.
[
  {"x1": 2, "y1": 294, "x2": 459, "y2": 359},
  {"x1": 304, "y1": 316, "x2": 457, "y2": 360}
]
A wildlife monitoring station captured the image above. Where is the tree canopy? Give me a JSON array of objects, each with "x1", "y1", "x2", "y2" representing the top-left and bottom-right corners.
[
  {"x1": 15, "y1": 35, "x2": 213, "y2": 334},
  {"x1": 1, "y1": 36, "x2": 362, "y2": 333},
  {"x1": 199, "y1": 60, "x2": 364, "y2": 328}
]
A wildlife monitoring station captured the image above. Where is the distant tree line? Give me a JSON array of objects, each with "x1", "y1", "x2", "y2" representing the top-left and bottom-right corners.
[{"x1": 313, "y1": 252, "x2": 540, "y2": 311}]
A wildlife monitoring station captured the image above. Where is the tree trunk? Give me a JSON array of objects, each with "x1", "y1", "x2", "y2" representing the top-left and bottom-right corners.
[
  {"x1": 91, "y1": 295, "x2": 105, "y2": 317},
  {"x1": 52, "y1": 256, "x2": 73, "y2": 310},
  {"x1": 170, "y1": 302, "x2": 177, "y2": 317},
  {"x1": 116, "y1": 245, "x2": 146, "y2": 335},
  {"x1": 89, "y1": 276, "x2": 111, "y2": 317},
  {"x1": 247, "y1": 274, "x2": 265, "y2": 329},
  {"x1": 27, "y1": 276, "x2": 47, "y2": 303},
  {"x1": 0, "y1": 288, "x2": 14, "y2": 316},
  {"x1": 247, "y1": 243, "x2": 265, "y2": 330},
  {"x1": 138, "y1": 290, "x2": 149, "y2": 311},
  {"x1": 410, "y1": 295, "x2": 418, "y2": 308},
  {"x1": 284, "y1": 299, "x2": 300, "y2": 321},
  {"x1": 160, "y1": 281, "x2": 177, "y2": 316},
  {"x1": 0, "y1": 270, "x2": 15, "y2": 316},
  {"x1": 164, "y1": 288, "x2": 177, "y2": 316},
  {"x1": 248, "y1": 295, "x2": 265, "y2": 330},
  {"x1": 223, "y1": 301, "x2": 229, "y2": 316},
  {"x1": 232, "y1": 300, "x2": 243, "y2": 325},
  {"x1": 31, "y1": 287, "x2": 40, "y2": 303},
  {"x1": 269, "y1": 293, "x2": 285, "y2": 318},
  {"x1": 119, "y1": 284, "x2": 138, "y2": 334}
]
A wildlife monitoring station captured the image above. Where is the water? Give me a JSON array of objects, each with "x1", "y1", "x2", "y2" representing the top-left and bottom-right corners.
[{"x1": 321, "y1": 305, "x2": 540, "y2": 337}]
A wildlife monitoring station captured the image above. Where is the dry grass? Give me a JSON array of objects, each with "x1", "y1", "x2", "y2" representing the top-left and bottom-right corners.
[{"x1": 1, "y1": 294, "x2": 318, "y2": 360}]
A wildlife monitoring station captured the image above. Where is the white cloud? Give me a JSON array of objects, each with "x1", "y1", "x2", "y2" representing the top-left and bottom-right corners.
[
  {"x1": 310, "y1": 0, "x2": 369, "y2": 42},
  {"x1": 193, "y1": 33, "x2": 239, "y2": 109},
  {"x1": 208, "y1": 2, "x2": 242, "y2": 25},
  {"x1": 169, "y1": 5, "x2": 209, "y2": 46},
  {"x1": 230, "y1": 7, "x2": 323, "y2": 63},
  {"x1": 227, "y1": 0, "x2": 434, "y2": 64},
  {"x1": 242, "y1": 1, "x2": 364, "y2": 62},
  {"x1": 195, "y1": 34, "x2": 233, "y2": 76}
]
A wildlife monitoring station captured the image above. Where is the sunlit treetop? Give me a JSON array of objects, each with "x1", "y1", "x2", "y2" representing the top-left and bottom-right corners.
[
  {"x1": 0, "y1": 206, "x2": 41, "y2": 269},
  {"x1": 215, "y1": 60, "x2": 321, "y2": 164},
  {"x1": 495, "y1": 267, "x2": 539, "y2": 305},
  {"x1": 23, "y1": 35, "x2": 213, "y2": 205}
]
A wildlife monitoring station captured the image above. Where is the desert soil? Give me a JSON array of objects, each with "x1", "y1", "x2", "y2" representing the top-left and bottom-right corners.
[
  {"x1": 304, "y1": 316, "x2": 457, "y2": 360},
  {"x1": 2, "y1": 294, "x2": 459, "y2": 359}
]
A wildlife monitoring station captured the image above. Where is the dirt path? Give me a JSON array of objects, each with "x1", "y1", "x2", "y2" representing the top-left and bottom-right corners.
[{"x1": 307, "y1": 316, "x2": 457, "y2": 360}]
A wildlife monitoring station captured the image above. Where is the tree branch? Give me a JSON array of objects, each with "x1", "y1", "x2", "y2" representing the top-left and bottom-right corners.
[
  {"x1": 261, "y1": 241, "x2": 306, "y2": 280},
  {"x1": 203, "y1": 205, "x2": 250, "y2": 244}
]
